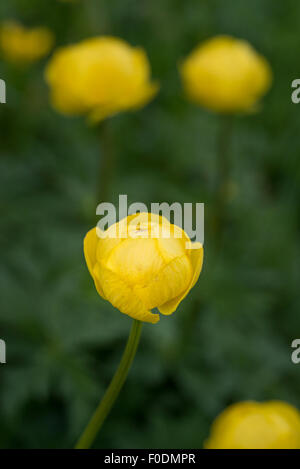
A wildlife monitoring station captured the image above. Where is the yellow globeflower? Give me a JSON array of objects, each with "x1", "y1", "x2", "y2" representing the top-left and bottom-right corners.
[
  {"x1": 84, "y1": 213, "x2": 203, "y2": 324},
  {"x1": 180, "y1": 35, "x2": 272, "y2": 113},
  {"x1": 0, "y1": 21, "x2": 54, "y2": 64},
  {"x1": 205, "y1": 401, "x2": 300, "y2": 449},
  {"x1": 45, "y1": 37, "x2": 158, "y2": 122}
]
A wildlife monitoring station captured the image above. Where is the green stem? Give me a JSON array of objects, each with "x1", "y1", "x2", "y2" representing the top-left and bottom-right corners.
[
  {"x1": 75, "y1": 319, "x2": 143, "y2": 449},
  {"x1": 97, "y1": 120, "x2": 115, "y2": 205},
  {"x1": 213, "y1": 115, "x2": 234, "y2": 242}
]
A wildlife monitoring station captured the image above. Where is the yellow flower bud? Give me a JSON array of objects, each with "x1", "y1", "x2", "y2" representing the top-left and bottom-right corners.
[
  {"x1": 180, "y1": 36, "x2": 272, "y2": 113},
  {"x1": 205, "y1": 401, "x2": 300, "y2": 449},
  {"x1": 84, "y1": 213, "x2": 203, "y2": 324},
  {"x1": 0, "y1": 21, "x2": 54, "y2": 64},
  {"x1": 45, "y1": 37, "x2": 159, "y2": 122}
]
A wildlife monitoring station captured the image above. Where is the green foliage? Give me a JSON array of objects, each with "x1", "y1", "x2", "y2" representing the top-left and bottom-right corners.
[{"x1": 0, "y1": 0, "x2": 300, "y2": 449}]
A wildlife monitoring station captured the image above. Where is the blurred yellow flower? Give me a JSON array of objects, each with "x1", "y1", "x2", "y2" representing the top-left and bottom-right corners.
[
  {"x1": 45, "y1": 37, "x2": 158, "y2": 122},
  {"x1": 205, "y1": 401, "x2": 300, "y2": 449},
  {"x1": 0, "y1": 21, "x2": 54, "y2": 64},
  {"x1": 180, "y1": 36, "x2": 272, "y2": 113},
  {"x1": 84, "y1": 213, "x2": 203, "y2": 324}
]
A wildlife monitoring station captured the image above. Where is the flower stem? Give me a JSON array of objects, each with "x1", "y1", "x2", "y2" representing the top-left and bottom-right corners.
[
  {"x1": 213, "y1": 115, "x2": 234, "y2": 243},
  {"x1": 97, "y1": 120, "x2": 115, "y2": 205},
  {"x1": 75, "y1": 319, "x2": 143, "y2": 449}
]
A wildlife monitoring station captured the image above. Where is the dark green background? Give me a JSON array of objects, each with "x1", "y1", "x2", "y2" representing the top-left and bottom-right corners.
[{"x1": 0, "y1": 0, "x2": 300, "y2": 449}]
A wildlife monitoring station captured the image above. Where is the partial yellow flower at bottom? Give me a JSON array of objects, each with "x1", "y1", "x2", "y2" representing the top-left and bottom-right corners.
[
  {"x1": 0, "y1": 21, "x2": 54, "y2": 64},
  {"x1": 84, "y1": 213, "x2": 203, "y2": 324},
  {"x1": 45, "y1": 36, "x2": 159, "y2": 122},
  {"x1": 180, "y1": 35, "x2": 272, "y2": 113},
  {"x1": 205, "y1": 401, "x2": 300, "y2": 449}
]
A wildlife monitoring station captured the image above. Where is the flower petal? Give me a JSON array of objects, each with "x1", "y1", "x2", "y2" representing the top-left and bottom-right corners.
[
  {"x1": 84, "y1": 227, "x2": 106, "y2": 299},
  {"x1": 83, "y1": 227, "x2": 98, "y2": 275},
  {"x1": 134, "y1": 254, "x2": 192, "y2": 310},
  {"x1": 94, "y1": 262, "x2": 160, "y2": 324},
  {"x1": 158, "y1": 243, "x2": 203, "y2": 315}
]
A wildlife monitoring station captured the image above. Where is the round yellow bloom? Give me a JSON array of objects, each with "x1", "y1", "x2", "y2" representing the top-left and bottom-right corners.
[
  {"x1": 45, "y1": 37, "x2": 158, "y2": 122},
  {"x1": 205, "y1": 401, "x2": 300, "y2": 449},
  {"x1": 84, "y1": 213, "x2": 203, "y2": 324},
  {"x1": 180, "y1": 36, "x2": 272, "y2": 113},
  {"x1": 0, "y1": 21, "x2": 54, "y2": 64}
]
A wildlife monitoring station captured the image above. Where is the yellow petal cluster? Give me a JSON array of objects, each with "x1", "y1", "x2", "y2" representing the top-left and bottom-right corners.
[
  {"x1": 205, "y1": 401, "x2": 300, "y2": 449},
  {"x1": 180, "y1": 36, "x2": 272, "y2": 113},
  {"x1": 84, "y1": 213, "x2": 203, "y2": 324},
  {"x1": 45, "y1": 37, "x2": 158, "y2": 122},
  {"x1": 0, "y1": 21, "x2": 54, "y2": 64}
]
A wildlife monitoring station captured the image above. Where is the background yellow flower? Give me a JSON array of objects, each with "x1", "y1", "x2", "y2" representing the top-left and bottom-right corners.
[
  {"x1": 0, "y1": 21, "x2": 54, "y2": 64},
  {"x1": 180, "y1": 35, "x2": 272, "y2": 113},
  {"x1": 45, "y1": 37, "x2": 158, "y2": 122},
  {"x1": 205, "y1": 401, "x2": 300, "y2": 449},
  {"x1": 84, "y1": 213, "x2": 203, "y2": 323}
]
